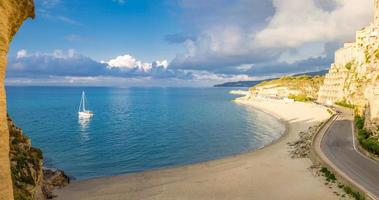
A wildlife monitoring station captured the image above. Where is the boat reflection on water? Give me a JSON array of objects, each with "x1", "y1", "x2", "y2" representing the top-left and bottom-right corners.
[
  {"x1": 78, "y1": 117, "x2": 91, "y2": 142},
  {"x1": 78, "y1": 116, "x2": 91, "y2": 130}
]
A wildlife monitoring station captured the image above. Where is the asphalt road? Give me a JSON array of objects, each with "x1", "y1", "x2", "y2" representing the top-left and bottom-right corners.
[{"x1": 321, "y1": 108, "x2": 379, "y2": 199}]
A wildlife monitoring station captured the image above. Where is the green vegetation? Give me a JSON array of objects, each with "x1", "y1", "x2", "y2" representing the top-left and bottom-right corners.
[
  {"x1": 355, "y1": 116, "x2": 379, "y2": 155},
  {"x1": 320, "y1": 167, "x2": 336, "y2": 182},
  {"x1": 343, "y1": 186, "x2": 365, "y2": 200},
  {"x1": 319, "y1": 167, "x2": 365, "y2": 200},
  {"x1": 255, "y1": 75, "x2": 324, "y2": 87},
  {"x1": 375, "y1": 49, "x2": 379, "y2": 60},
  {"x1": 345, "y1": 62, "x2": 353, "y2": 70},
  {"x1": 365, "y1": 49, "x2": 371, "y2": 64},
  {"x1": 9, "y1": 118, "x2": 44, "y2": 200},
  {"x1": 355, "y1": 116, "x2": 365, "y2": 130},
  {"x1": 252, "y1": 75, "x2": 324, "y2": 89},
  {"x1": 288, "y1": 94, "x2": 312, "y2": 102},
  {"x1": 13, "y1": 189, "x2": 32, "y2": 200},
  {"x1": 327, "y1": 109, "x2": 334, "y2": 115},
  {"x1": 250, "y1": 75, "x2": 324, "y2": 101},
  {"x1": 335, "y1": 100, "x2": 355, "y2": 109}
]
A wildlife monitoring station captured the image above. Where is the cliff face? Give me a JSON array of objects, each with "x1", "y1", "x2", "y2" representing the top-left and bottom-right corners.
[
  {"x1": 317, "y1": 27, "x2": 379, "y2": 111},
  {"x1": 317, "y1": 1, "x2": 379, "y2": 138},
  {"x1": 0, "y1": 1, "x2": 35, "y2": 199},
  {"x1": 8, "y1": 117, "x2": 44, "y2": 200},
  {"x1": 9, "y1": 117, "x2": 70, "y2": 200},
  {"x1": 250, "y1": 75, "x2": 324, "y2": 101}
]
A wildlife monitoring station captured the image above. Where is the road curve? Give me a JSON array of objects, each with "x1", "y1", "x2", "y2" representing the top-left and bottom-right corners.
[{"x1": 320, "y1": 107, "x2": 379, "y2": 199}]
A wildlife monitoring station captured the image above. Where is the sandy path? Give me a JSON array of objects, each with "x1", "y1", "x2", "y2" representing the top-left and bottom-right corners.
[{"x1": 55, "y1": 98, "x2": 337, "y2": 200}]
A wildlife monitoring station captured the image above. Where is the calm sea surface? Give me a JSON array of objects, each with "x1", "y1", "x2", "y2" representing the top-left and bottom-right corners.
[{"x1": 6, "y1": 87, "x2": 285, "y2": 180}]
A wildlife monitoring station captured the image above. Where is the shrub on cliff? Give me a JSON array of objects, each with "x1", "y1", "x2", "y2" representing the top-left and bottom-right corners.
[
  {"x1": 9, "y1": 116, "x2": 70, "y2": 200},
  {"x1": 345, "y1": 62, "x2": 353, "y2": 70},
  {"x1": 288, "y1": 94, "x2": 313, "y2": 102},
  {"x1": 250, "y1": 75, "x2": 324, "y2": 100},
  {"x1": 355, "y1": 116, "x2": 365, "y2": 130},
  {"x1": 335, "y1": 101, "x2": 355, "y2": 109},
  {"x1": 355, "y1": 116, "x2": 379, "y2": 155},
  {"x1": 9, "y1": 117, "x2": 43, "y2": 200}
]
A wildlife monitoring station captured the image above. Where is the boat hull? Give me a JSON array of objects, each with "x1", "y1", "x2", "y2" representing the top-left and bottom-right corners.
[{"x1": 78, "y1": 111, "x2": 93, "y2": 118}]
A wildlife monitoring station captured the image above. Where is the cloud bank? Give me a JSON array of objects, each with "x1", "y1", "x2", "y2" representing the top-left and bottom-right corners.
[
  {"x1": 169, "y1": 0, "x2": 373, "y2": 76},
  {"x1": 7, "y1": 49, "x2": 252, "y2": 86}
]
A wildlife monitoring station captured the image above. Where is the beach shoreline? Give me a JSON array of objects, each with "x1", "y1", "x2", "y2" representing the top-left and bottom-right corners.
[{"x1": 55, "y1": 96, "x2": 338, "y2": 200}]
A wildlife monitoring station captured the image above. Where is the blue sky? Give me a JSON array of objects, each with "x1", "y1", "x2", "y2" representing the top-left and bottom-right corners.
[
  {"x1": 10, "y1": 0, "x2": 181, "y2": 61},
  {"x1": 7, "y1": 0, "x2": 374, "y2": 86}
]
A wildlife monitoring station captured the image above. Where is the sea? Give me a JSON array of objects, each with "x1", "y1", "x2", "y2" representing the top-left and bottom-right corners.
[{"x1": 6, "y1": 86, "x2": 285, "y2": 180}]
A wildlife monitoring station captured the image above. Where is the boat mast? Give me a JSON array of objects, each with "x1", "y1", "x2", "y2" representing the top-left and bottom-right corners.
[
  {"x1": 82, "y1": 91, "x2": 86, "y2": 111},
  {"x1": 79, "y1": 91, "x2": 83, "y2": 112}
]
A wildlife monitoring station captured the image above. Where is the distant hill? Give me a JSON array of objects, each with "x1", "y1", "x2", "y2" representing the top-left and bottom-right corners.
[
  {"x1": 250, "y1": 75, "x2": 325, "y2": 102},
  {"x1": 294, "y1": 70, "x2": 328, "y2": 77},
  {"x1": 214, "y1": 70, "x2": 328, "y2": 87},
  {"x1": 214, "y1": 80, "x2": 273, "y2": 88}
]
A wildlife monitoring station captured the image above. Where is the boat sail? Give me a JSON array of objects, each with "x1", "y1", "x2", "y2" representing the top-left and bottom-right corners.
[{"x1": 78, "y1": 91, "x2": 93, "y2": 118}]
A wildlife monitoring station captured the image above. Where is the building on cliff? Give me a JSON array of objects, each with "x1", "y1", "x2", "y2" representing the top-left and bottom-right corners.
[{"x1": 318, "y1": 0, "x2": 379, "y2": 137}]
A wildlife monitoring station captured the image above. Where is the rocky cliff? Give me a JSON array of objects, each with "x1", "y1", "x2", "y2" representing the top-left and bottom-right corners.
[
  {"x1": 318, "y1": 0, "x2": 379, "y2": 138},
  {"x1": 250, "y1": 75, "x2": 324, "y2": 101},
  {"x1": 9, "y1": 117, "x2": 69, "y2": 200},
  {"x1": 9, "y1": 117, "x2": 44, "y2": 199},
  {"x1": 0, "y1": 1, "x2": 35, "y2": 199}
]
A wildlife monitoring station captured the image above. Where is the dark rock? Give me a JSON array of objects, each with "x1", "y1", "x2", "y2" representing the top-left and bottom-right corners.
[
  {"x1": 288, "y1": 124, "x2": 321, "y2": 159},
  {"x1": 42, "y1": 168, "x2": 70, "y2": 199}
]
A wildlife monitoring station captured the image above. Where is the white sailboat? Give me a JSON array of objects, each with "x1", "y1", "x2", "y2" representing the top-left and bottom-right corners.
[{"x1": 78, "y1": 91, "x2": 93, "y2": 118}]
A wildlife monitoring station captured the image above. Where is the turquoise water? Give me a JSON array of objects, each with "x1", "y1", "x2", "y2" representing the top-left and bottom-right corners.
[{"x1": 6, "y1": 87, "x2": 285, "y2": 180}]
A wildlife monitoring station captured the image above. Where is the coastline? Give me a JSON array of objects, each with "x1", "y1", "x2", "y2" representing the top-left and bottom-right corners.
[
  {"x1": 235, "y1": 98, "x2": 290, "y2": 152},
  {"x1": 55, "y1": 96, "x2": 338, "y2": 200}
]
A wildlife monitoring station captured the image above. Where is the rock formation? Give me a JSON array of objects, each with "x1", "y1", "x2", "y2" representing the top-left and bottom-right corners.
[
  {"x1": 288, "y1": 124, "x2": 322, "y2": 159},
  {"x1": 318, "y1": 0, "x2": 379, "y2": 138},
  {"x1": 9, "y1": 116, "x2": 44, "y2": 199},
  {"x1": 9, "y1": 116, "x2": 70, "y2": 200},
  {"x1": 250, "y1": 75, "x2": 324, "y2": 101},
  {"x1": 0, "y1": 1, "x2": 35, "y2": 199}
]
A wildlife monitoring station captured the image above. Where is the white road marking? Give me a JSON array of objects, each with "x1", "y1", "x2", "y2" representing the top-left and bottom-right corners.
[
  {"x1": 350, "y1": 119, "x2": 379, "y2": 166},
  {"x1": 320, "y1": 112, "x2": 378, "y2": 200},
  {"x1": 348, "y1": 116, "x2": 378, "y2": 199}
]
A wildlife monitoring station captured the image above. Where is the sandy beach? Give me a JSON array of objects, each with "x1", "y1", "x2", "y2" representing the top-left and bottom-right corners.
[{"x1": 55, "y1": 96, "x2": 338, "y2": 200}]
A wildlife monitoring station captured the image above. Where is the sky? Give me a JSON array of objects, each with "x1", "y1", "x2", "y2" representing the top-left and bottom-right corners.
[{"x1": 6, "y1": 0, "x2": 374, "y2": 87}]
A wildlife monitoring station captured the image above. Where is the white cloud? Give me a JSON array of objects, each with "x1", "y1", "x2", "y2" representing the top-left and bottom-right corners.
[
  {"x1": 170, "y1": 0, "x2": 373, "y2": 75},
  {"x1": 16, "y1": 49, "x2": 28, "y2": 59},
  {"x1": 236, "y1": 64, "x2": 254, "y2": 72},
  {"x1": 253, "y1": 0, "x2": 373, "y2": 48},
  {"x1": 9, "y1": 49, "x2": 108, "y2": 77},
  {"x1": 104, "y1": 54, "x2": 169, "y2": 72},
  {"x1": 153, "y1": 60, "x2": 169, "y2": 69},
  {"x1": 106, "y1": 54, "x2": 140, "y2": 69},
  {"x1": 8, "y1": 49, "x2": 259, "y2": 86},
  {"x1": 50, "y1": 49, "x2": 77, "y2": 59}
]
